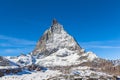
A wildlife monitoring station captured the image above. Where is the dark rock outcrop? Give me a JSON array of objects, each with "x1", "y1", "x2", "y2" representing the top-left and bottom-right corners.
[{"x1": 0, "y1": 68, "x2": 22, "y2": 77}]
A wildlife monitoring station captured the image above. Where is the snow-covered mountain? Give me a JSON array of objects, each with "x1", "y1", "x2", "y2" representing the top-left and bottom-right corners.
[
  {"x1": 4, "y1": 19, "x2": 98, "y2": 67},
  {"x1": 31, "y1": 19, "x2": 98, "y2": 67},
  {"x1": 1, "y1": 19, "x2": 120, "y2": 79},
  {"x1": 32, "y1": 19, "x2": 83, "y2": 57}
]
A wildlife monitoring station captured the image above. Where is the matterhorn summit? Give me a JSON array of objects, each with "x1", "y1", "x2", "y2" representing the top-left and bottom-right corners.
[
  {"x1": 31, "y1": 19, "x2": 97, "y2": 67},
  {"x1": 32, "y1": 19, "x2": 83, "y2": 57}
]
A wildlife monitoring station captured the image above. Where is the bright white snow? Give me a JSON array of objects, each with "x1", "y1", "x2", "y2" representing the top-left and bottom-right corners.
[
  {"x1": 0, "y1": 70, "x2": 61, "y2": 80},
  {"x1": 36, "y1": 49, "x2": 98, "y2": 67},
  {"x1": 0, "y1": 66, "x2": 18, "y2": 69}
]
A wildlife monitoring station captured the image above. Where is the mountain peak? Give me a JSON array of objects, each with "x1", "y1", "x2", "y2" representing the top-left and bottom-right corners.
[
  {"x1": 32, "y1": 20, "x2": 83, "y2": 58},
  {"x1": 51, "y1": 19, "x2": 63, "y2": 34},
  {"x1": 52, "y1": 18, "x2": 58, "y2": 25}
]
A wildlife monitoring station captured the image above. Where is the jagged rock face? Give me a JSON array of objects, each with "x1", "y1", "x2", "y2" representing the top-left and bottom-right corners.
[{"x1": 32, "y1": 19, "x2": 83, "y2": 57}]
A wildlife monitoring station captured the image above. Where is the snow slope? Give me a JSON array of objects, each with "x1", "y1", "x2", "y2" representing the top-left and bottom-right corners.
[
  {"x1": 71, "y1": 66, "x2": 112, "y2": 77},
  {"x1": 0, "y1": 70, "x2": 61, "y2": 80},
  {"x1": 36, "y1": 49, "x2": 98, "y2": 67}
]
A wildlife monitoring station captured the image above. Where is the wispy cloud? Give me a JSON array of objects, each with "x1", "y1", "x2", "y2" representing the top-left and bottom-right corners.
[
  {"x1": 85, "y1": 45, "x2": 120, "y2": 49},
  {"x1": 0, "y1": 35, "x2": 36, "y2": 47},
  {"x1": 0, "y1": 35, "x2": 36, "y2": 56},
  {"x1": 79, "y1": 40, "x2": 120, "y2": 49}
]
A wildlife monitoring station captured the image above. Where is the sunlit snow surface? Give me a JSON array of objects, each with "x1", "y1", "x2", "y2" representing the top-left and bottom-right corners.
[
  {"x1": 36, "y1": 51, "x2": 98, "y2": 67},
  {"x1": 0, "y1": 70, "x2": 61, "y2": 80},
  {"x1": 0, "y1": 66, "x2": 112, "y2": 80},
  {"x1": 0, "y1": 66, "x2": 18, "y2": 69}
]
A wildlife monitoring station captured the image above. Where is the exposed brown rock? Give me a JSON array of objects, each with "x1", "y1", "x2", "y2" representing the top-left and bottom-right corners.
[{"x1": 79, "y1": 58, "x2": 120, "y2": 76}]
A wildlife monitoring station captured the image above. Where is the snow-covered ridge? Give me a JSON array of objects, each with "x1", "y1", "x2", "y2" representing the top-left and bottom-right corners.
[
  {"x1": 5, "y1": 50, "x2": 98, "y2": 67},
  {"x1": 81, "y1": 51, "x2": 98, "y2": 61},
  {"x1": 36, "y1": 49, "x2": 98, "y2": 67},
  {"x1": 5, "y1": 54, "x2": 35, "y2": 67}
]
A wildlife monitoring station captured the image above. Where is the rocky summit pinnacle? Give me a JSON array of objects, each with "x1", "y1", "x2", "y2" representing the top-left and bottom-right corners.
[
  {"x1": 50, "y1": 19, "x2": 63, "y2": 34},
  {"x1": 52, "y1": 18, "x2": 58, "y2": 25},
  {"x1": 32, "y1": 19, "x2": 84, "y2": 58}
]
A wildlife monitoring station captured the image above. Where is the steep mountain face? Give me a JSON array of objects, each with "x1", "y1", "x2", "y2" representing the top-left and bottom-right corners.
[
  {"x1": 31, "y1": 19, "x2": 98, "y2": 67},
  {"x1": 32, "y1": 19, "x2": 83, "y2": 58}
]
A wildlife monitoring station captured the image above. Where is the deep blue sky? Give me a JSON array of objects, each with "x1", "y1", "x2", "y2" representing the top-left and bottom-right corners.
[{"x1": 0, "y1": 0, "x2": 120, "y2": 59}]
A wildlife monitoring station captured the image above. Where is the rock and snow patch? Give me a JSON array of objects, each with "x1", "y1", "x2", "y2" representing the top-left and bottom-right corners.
[
  {"x1": 80, "y1": 51, "x2": 98, "y2": 61},
  {"x1": 110, "y1": 59, "x2": 120, "y2": 66},
  {"x1": 86, "y1": 52, "x2": 98, "y2": 61},
  {"x1": 56, "y1": 48, "x2": 73, "y2": 57},
  {"x1": 6, "y1": 54, "x2": 35, "y2": 67},
  {"x1": 17, "y1": 54, "x2": 35, "y2": 67},
  {"x1": 71, "y1": 66, "x2": 112, "y2": 77}
]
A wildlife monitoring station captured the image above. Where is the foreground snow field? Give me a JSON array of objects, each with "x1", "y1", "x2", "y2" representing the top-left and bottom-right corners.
[
  {"x1": 0, "y1": 70, "x2": 61, "y2": 80},
  {"x1": 0, "y1": 66, "x2": 114, "y2": 80}
]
